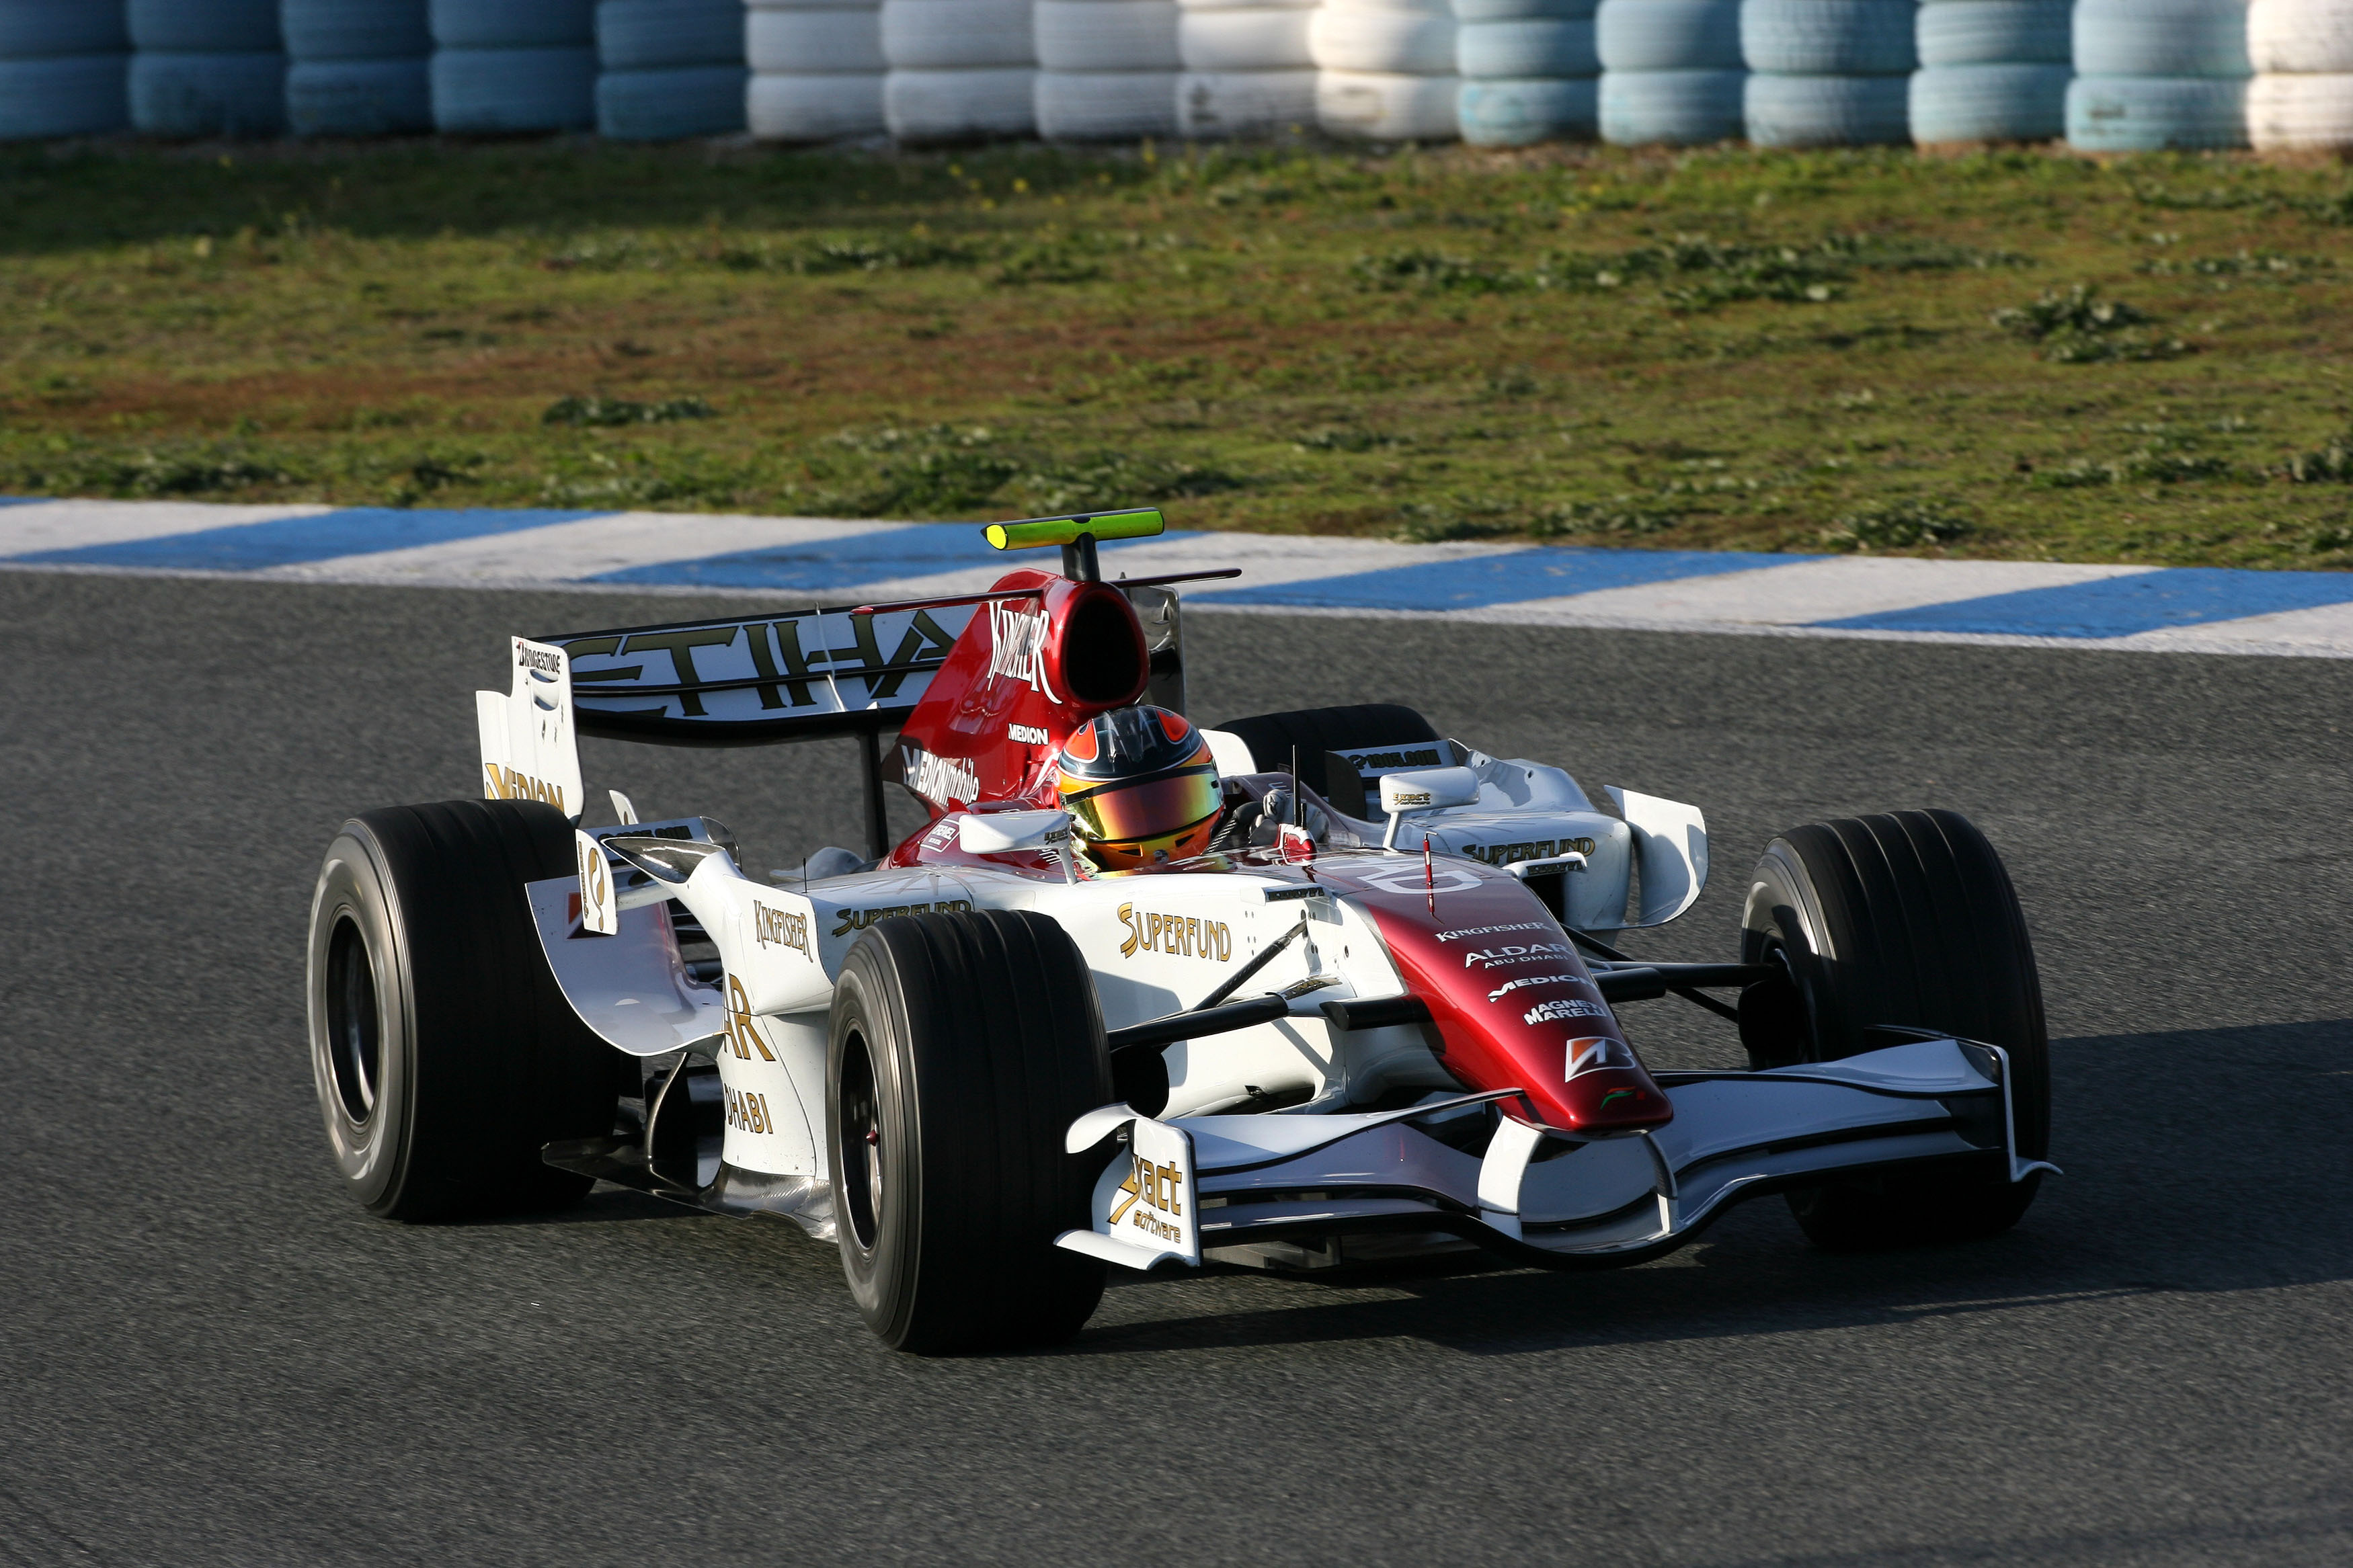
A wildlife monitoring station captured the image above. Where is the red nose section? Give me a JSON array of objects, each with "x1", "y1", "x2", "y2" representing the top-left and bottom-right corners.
[{"x1": 1314, "y1": 857, "x2": 1671, "y2": 1133}]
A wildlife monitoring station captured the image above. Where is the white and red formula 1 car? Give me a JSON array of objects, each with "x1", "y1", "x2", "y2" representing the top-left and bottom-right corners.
[{"x1": 308, "y1": 509, "x2": 2056, "y2": 1353}]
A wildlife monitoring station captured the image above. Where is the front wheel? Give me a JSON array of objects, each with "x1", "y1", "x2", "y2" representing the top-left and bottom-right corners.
[
  {"x1": 1739, "y1": 808, "x2": 2050, "y2": 1251},
  {"x1": 826, "y1": 910, "x2": 1115, "y2": 1354}
]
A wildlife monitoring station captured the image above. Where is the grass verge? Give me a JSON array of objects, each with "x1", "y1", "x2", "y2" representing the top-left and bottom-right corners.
[{"x1": 5, "y1": 135, "x2": 2353, "y2": 567}]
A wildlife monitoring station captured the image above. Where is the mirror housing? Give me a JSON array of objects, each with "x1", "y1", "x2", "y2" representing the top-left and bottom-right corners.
[{"x1": 1379, "y1": 767, "x2": 1480, "y2": 815}]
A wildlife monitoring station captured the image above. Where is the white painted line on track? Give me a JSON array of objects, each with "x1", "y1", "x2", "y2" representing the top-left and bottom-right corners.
[
  {"x1": 1471, "y1": 556, "x2": 2162, "y2": 628},
  {"x1": 252, "y1": 513, "x2": 897, "y2": 585},
  {"x1": 0, "y1": 499, "x2": 335, "y2": 555}
]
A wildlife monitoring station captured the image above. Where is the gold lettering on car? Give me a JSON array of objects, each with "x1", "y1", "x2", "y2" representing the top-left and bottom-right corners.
[
  {"x1": 721, "y1": 975, "x2": 776, "y2": 1062},
  {"x1": 829, "y1": 899, "x2": 973, "y2": 938},
  {"x1": 481, "y1": 763, "x2": 565, "y2": 815},
  {"x1": 753, "y1": 900, "x2": 809, "y2": 956},
  {"x1": 1116, "y1": 903, "x2": 1232, "y2": 961}
]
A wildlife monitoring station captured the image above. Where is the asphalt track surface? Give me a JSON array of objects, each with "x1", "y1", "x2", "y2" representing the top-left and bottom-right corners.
[{"x1": 5, "y1": 569, "x2": 2351, "y2": 1567}]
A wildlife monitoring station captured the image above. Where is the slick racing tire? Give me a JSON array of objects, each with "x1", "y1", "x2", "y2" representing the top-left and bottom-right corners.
[
  {"x1": 307, "y1": 798, "x2": 621, "y2": 1221},
  {"x1": 1739, "y1": 809, "x2": 2051, "y2": 1250},
  {"x1": 827, "y1": 910, "x2": 1113, "y2": 1354}
]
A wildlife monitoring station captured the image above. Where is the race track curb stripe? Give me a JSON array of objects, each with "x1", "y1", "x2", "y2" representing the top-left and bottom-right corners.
[{"x1": 6, "y1": 497, "x2": 2353, "y2": 658}]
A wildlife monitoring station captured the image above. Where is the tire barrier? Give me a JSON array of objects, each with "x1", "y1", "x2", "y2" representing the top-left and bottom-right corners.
[
  {"x1": 1175, "y1": 61, "x2": 1318, "y2": 133},
  {"x1": 284, "y1": 1, "x2": 433, "y2": 138},
  {"x1": 1597, "y1": 0, "x2": 1743, "y2": 142},
  {"x1": 883, "y1": 0, "x2": 1033, "y2": 138},
  {"x1": 2249, "y1": 0, "x2": 2353, "y2": 149},
  {"x1": 1742, "y1": 0, "x2": 1915, "y2": 148},
  {"x1": 1909, "y1": 0, "x2": 2065, "y2": 143},
  {"x1": 1454, "y1": 0, "x2": 1597, "y2": 145},
  {"x1": 1316, "y1": 60, "x2": 1462, "y2": 135},
  {"x1": 748, "y1": 0, "x2": 886, "y2": 140},
  {"x1": 596, "y1": 0, "x2": 745, "y2": 138},
  {"x1": 2066, "y1": 0, "x2": 2247, "y2": 151},
  {"x1": 0, "y1": 0, "x2": 128, "y2": 139},
  {"x1": 1313, "y1": 0, "x2": 1458, "y2": 137},
  {"x1": 1176, "y1": 0, "x2": 1315, "y2": 135},
  {"x1": 1035, "y1": 0, "x2": 1180, "y2": 139},
  {"x1": 128, "y1": 0, "x2": 285, "y2": 138},
  {"x1": 430, "y1": 0, "x2": 596, "y2": 130}
]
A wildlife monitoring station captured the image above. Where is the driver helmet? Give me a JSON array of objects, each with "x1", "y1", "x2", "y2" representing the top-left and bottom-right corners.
[{"x1": 1055, "y1": 706, "x2": 1222, "y2": 870}]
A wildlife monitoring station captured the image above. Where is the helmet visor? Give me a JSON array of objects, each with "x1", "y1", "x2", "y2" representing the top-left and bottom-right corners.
[{"x1": 1065, "y1": 767, "x2": 1222, "y2": 845}]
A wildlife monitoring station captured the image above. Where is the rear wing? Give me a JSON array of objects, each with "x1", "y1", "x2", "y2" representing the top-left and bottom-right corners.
[{"x1": 474, "y1": 507, "x2": 1226, "y2": 846}]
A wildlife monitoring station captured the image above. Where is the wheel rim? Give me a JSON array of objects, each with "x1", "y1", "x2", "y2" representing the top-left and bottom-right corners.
[
  {"x1": 838, "y1": 1030, "x2": 883, "y2": 1250},
  {"x1": 325, "y1": 915, "x2": 381, "y2": 1124}
]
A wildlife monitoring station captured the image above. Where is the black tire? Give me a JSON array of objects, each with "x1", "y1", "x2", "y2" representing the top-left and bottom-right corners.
[
  {"x1": 826, "y1": 910, "x2": 1114, "y2": 1355},
  {"x1": 1214, "y1": 702, "x2": 1440, "y2": 802},
  {"x1": 307, "y1": 798, "x2": 622, "y2": 1221},
  {"x1": 1739, "y1": 809, "x2": 2050, "y2": 1251}
]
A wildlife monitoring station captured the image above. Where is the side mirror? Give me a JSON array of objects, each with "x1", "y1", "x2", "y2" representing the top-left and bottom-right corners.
[
  {"x1": 958, "y1": 808, "x2": 1078, "y2": 882},
  {"x1": 957, "y1": 809, "x2": 1074, "y2": 855},
  {"x1": 1379, "y1": 767, "x2": 1480, "y2": 815}
]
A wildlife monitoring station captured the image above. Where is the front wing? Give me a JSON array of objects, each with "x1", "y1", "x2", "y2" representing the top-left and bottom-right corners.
[{"x1": 1055, "y1": 1039, "x2": 2057, "y2": 1271}]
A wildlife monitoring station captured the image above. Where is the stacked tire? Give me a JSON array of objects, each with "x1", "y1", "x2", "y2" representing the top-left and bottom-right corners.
[
  {"x1": 0, "y1": 0, "x2": 129, "y2": 139},
  {"x1": 1176, "y1": 0, "x2": 1318, "y2": 137},
  {"x1": 1035, "y1": 0, "x2": 1181, "y2": 138},
  {"x1": 596, "y1": 0, "x2": 746, "y2": 136},
  {"x1": 2247, "y1": 0, "x2": 2353, "y2": 151},
  {"x1": 431, "y1": 0, "x2": 596, "y2": 132},
  {"x1": 284, "y1": 0, "x2": 434, "y2": 136},
  {"x1": 1312, "y1": 0, "x2": 1458, "y2": 138},
  {"x1": 1455, "y1": 0, "x2": 1600, "y2": 146},
  {"x1": 883, "y1": 0, "x2": 1035, "y2": 140},
  {"x1": 1909, "y1": 0, "x2": 2070, "y2": 145},
  {"x1": 1596, "y1": 0, "x2": 1743, "y2": 144},
  {"x1": 750, "y1": 0, "x2": 886, "y2": 138},
  {"x1": 2065, "y1": 0, "x2": 2248, "y2": 151},
  {"x1": 1741, "y1": 0, "x2": 1916, "y2": 147},
  {"x1": 130, "y1": 0, "x2": 287, "y2": 137}
]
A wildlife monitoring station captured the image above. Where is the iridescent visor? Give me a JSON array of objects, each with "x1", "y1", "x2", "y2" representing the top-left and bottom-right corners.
[{"x1": 1066, "y1": 768, "x2": 1222, "y2": 844}]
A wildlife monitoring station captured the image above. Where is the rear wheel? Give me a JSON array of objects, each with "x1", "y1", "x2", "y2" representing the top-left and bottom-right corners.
[
  {"x1": 307, "y1": 798, "x2": 622, "y2": 1221},
  {"x1": 826, "y1": 910, "x2": 1114, "y2": 1354},
  {"x1": 1739, "y1": 809, "x2": 2050, "y2": 1250}
]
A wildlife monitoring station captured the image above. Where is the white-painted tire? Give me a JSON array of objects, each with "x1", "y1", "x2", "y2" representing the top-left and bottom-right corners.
[
  {"x1": 2248, "y1": 69, "x2": 2353, "y2": 148},
  {"x1": 1035, "y1": 0, "x2": 1181, "y2": 71},
  {"x1": 598, "y1": 62, "x2": 748, "y2": 135},
  {"x1": 1739, "y1": 0, "x2": 1915, "y2": 75},
  {"x1": 2065, "y1": 73, "x2": 2249, "y2": 151},
  {"x1": 1308, "y1": 1, "x2": 1457, "y2": 73},
  {"x1": 1598, "y1": 64, "x2": 1744, "y2": 140},
  {"x1": 749, "y1": 68, "x2": 887, "y2": 135},
  {"x1": 1459, "y1": 72, "x2": 1598, "y2": 139},
  {"x1": 1179, "y1": 7, "x2": 1314, "y2": 69},
  {"x1": 1316, "y1": 65, "x2": 1460, "y2": 136},
  {"x1": 2248, "y1": 0, "x2": 2353, "y2": 75},
  {"x1": 1913, "y1": 0, "x2": 2069, "y2": 69},
  {"x1": 130, "y1": 49, "x2": 289, "y2": 137},
  {"x1": 1174, "y1": 65, "x2": 1318, "y2": 130},
  {"x1": 289, "y1": 57, "x2": 434, "y2": 135},
  {"x1": 884, "y1": 63, "x2": 1037, "y2": 134},
  {"x1": 750, "y1": 7, "x2": 887, "y2": 71},
  {"x1": 1458, "y1": 18, "x2": 1597, "y2": 75},
  {"x1": 128, "y1": 0, "x2": 282, "y2": 52},
  {"x1": 282, "y1": 0, "x2": 431, "y2": 60},
  {"x1": 1035, "y1": 66, "x2": 1180, "y2": 133},
  {"x1": 1743, "y1": 68, "x2": 1909, "y2": 145},
  {"x1": 1908, "y1": 60, "x2": 2067, "y2": 142},
  {"x1": 2071, "y1": 0, "x2": 2251, "y2": 80},
  {"x1": 881, "y1": 0, "x2": 1033, "y2": 67},
  {"x1": 1594, "y1": 0, "x2": 1744, "y2": 71}
]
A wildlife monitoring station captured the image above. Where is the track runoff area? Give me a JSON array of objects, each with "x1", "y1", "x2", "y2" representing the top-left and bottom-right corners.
[
  {"x1": 11, "y1": 496, "x2": 2353, "y2": 655},
  {"x1": 7, "y1": 505, "x2": 2352, "y2": 1563}
]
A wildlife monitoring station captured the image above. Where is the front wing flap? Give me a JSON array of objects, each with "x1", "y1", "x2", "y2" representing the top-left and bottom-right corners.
[{"x1": 1056, "y1": 1039, "x2": 2057, "y2": 1271}]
